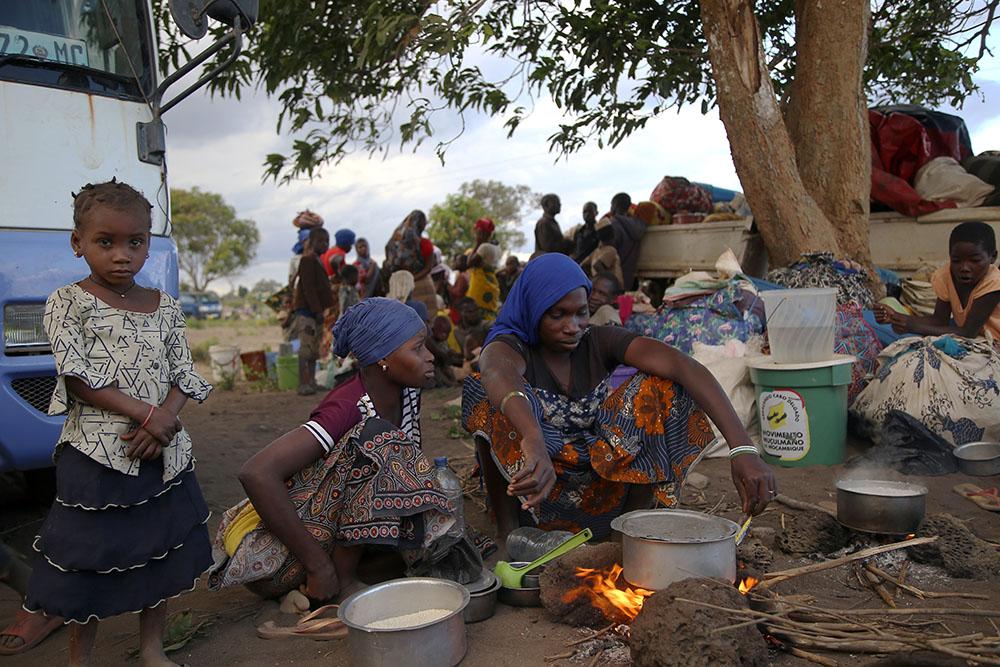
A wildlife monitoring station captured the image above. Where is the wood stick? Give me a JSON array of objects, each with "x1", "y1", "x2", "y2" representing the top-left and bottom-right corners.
[
  {"x1": 896, "y1": 560, "x2": 909, "y2": 598},
  {"x1": 859, "y1": 564, "x2": 897, "y2": 608},
  {"x1": 565, "y1": 624, "x2": 615, "y2": 647},
  {"x1": 866, "y1": 564, "x2": 990, "y2": 600},
  {"x1": 774, "y1": 493, "x2": 837, "y2": 517},
  {"x1": 586, "y1": 648, "x2": 606, "y2": 667},
  {"x1": 783, "y1": 645, "x2": 841, "y2": 667},
  {"x1": 544, "y1": 651, "x2": 576, "y2": 662},
  {"x1": 761, "y1": 536, "x2": 938, "y2": 587}
]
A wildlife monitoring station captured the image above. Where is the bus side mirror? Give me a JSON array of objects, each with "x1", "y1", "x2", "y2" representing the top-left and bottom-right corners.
[
  {"x1": 139, "y1": 0, "x2": 257, "y2": 164},
  {"x1": 169, "y1": 0, "x2": 259, "y2": 39}
]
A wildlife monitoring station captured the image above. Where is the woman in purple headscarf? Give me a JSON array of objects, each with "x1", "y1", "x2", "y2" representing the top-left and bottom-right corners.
[
  {"x1": 463, "y1": 254, "x2": 776, "y2": 541},
  {"x1": 209, "y1": 299, "x2": 464, "y2": 602}
]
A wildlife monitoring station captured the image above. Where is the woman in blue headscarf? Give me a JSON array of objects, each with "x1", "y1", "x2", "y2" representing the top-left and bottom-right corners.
[
  {"x1": 463, "y1": 254, "x2": 776, "y2": 540},
  {"x1": 209, "y1": 299, "x2": 462, "y2": 602}
]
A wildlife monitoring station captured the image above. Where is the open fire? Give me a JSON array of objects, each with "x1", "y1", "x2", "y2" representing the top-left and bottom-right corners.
[{"x1": 564, "y1": 565, "x2": 763, "y2": 623}]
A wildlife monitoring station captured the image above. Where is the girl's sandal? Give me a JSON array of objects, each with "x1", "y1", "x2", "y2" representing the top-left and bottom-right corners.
[
  {"x1": 0, "y1": 611, "x2": 63, "y2": 655},
  {"x1": 256, "y1": 605, "x2": 347, "y2": 641},
  {"x1": 953, "y1": 483, "x2": 1000, "y2": 512}
]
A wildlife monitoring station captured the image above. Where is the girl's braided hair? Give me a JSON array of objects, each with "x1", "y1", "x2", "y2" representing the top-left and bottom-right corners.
[{"x1": 72, "y1": 179, "x2": 153, "y2": 229}]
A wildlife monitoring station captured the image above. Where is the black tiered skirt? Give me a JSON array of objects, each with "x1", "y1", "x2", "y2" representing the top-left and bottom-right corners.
[{"x1": 23, "y1": 446, "x2": 212, "y2": 623}]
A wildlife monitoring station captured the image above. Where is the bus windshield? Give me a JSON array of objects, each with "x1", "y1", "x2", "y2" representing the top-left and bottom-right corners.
[{"x1": 0, "y1": 1, "x2": 150, "y2": 93}]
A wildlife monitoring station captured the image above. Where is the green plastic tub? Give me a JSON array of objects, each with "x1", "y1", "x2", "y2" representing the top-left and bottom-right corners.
[
  {"x1": 276, "y1": 355, "x2": 299, "y2": 391},
  {"x1": 747, "y1": 355, "x2": 854, "y2": 467}
]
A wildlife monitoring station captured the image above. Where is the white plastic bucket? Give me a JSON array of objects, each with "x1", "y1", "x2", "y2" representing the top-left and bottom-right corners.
[
  {"x1": 760, "y1": 288, "x2": 837, "y2": 364},
  {"x1": 208, "y1": 344, "x2": 240, "y2": 382}
]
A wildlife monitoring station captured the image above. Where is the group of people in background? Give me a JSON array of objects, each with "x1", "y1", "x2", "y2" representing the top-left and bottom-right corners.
[{"x1": 279, "y1": 190, "x2": 650, "y2": 396}]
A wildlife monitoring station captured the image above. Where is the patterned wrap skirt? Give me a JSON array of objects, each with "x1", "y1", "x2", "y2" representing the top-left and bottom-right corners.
[
  {"x1": 462, "y1": 372, "x2": 714, "y2": 539},
  {"x1": 208, "y1": 417, "x2": 457, "y2": 598},
  {"x1": 24, "y1": 446, "x2": 212, "y2": 623}
]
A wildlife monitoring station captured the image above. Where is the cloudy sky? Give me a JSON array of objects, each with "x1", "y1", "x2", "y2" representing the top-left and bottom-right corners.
[{"x1": 162, "y1": 32, "x2": 1000, "y2": 293}]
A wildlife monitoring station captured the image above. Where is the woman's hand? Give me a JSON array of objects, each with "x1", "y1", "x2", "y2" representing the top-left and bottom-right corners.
[
  {"x1": 508, "y1": 438, "x2": 556, "y2": 510},
  {"x1": 730, "y1": 453, "x2": 776, "y2": 516},
  {"x1": 143, "y1": 406, "x2": 181, "y2": 444},
  {"x1": 301, "y1": 558, "x2": 340, "y2": 602},
  {"x1": 122, "y1": 427, "x2": 163, "y2": 460}
]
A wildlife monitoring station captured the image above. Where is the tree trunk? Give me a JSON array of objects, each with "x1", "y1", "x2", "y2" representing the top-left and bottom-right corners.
[
  {"x1": 785, "y1": 0, "x2": 872, "y2": 266},
  {"x1": 699, "y1": 0, "x2": 841, "y2": 267}
]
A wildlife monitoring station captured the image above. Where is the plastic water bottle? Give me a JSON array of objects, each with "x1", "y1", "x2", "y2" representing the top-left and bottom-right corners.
[
  {"x1": 434, "y1": 457, "x2": 465, "y2": 537},
  {"x1": 506, "y1": 527, "x2": 574, "y2": 562}
]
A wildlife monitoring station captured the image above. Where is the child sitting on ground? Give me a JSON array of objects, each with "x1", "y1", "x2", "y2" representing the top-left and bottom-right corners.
[
  {"x1": 338, "y1": 264, "x2": 361, "y2": 315},
  {"x1": 874, "y1": 221, "x2": 1000, "y2": 339},
  {"x1": 454, "y1": 297, "x2": 491, "y2": 362},
  {"x1": 427, "y1": 316, "x2": 465, "y2": 386},
  {"x1": 23, "y1": 180, "x2": 213, "y2": 667}
]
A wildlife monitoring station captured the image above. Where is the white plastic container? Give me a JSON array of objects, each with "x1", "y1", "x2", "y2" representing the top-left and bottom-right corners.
[
  {"x1": 760, "y1": 288, "x2": 837, "y2": 364},
  {"x1": 208, "y1": 344, "x2": 240, "y2": 382}
]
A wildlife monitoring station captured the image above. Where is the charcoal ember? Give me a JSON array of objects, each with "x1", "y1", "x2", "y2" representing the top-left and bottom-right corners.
[
  {"x1": 776, "y1": 510, "x2": 851, "y2": 555},
  {"x1": 629, "y1": 578, "x2": 768, "y2": 667},
  {"x1": 910, "y1": 513, "x2": 1000, "y2": 579},
  {"x1": 538, "y1": 543, "x2": 624, "y2": 628}
]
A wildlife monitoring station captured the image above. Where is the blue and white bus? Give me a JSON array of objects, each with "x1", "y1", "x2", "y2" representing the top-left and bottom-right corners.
[{"x1": 0, "y1": 1, "x2": 253, "y2": 480}]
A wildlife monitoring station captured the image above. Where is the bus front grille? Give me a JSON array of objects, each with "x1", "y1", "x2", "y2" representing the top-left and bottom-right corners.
[{"x1": 11, "y1": 377, "x2": 56, "y2": 413}]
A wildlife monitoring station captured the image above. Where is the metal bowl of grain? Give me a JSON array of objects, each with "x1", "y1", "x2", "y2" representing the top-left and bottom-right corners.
[
  {"x1": 954, "y1": 442, "x2": 1000, "y2": 476},
  {"x1": 338, "y1": 577, "x2": 469, "y2": 666}
]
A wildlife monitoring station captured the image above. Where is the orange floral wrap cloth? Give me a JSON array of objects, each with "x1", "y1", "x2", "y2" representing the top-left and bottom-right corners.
[{"x1": 462, "y1": 371, "x2": 713, "y2": 538}]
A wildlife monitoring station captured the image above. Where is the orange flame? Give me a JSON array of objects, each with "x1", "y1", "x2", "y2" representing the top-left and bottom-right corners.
[
  {"x1": 566, "y1": 564, "x2": 654, "y2": 622},
  {"x1": 738, "y1": 576, "x2": 760, "y2": 595},
  {"x1": 906, "y1": 533, "x2": 916, "y2": 539}
]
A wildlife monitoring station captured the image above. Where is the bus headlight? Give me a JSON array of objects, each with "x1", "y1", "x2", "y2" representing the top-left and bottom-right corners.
[{"x1": 4, "y1": 304, "x2": 49, "y2": 354}]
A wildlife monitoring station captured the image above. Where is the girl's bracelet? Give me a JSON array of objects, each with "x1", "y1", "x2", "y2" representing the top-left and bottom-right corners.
[
  {"x1": 500, "y1": 390, "x2": 529, "y2": 416},
  {"x1": 728, "y1": 445, "x2": 760, "y2": 459},
  {"x1": 139, "y1": 405, "x2": 156, "y2": 430}
]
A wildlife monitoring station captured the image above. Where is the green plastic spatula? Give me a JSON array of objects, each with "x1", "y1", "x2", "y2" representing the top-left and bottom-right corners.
[{"x1": 494, "y1": 527, "x2": 593, "y2": 588}]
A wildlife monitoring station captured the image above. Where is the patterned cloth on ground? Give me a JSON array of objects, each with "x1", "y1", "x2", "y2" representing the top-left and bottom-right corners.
[
  {"x1": 626, "y1": 281, "x2": 765, "y2": 355},
  {"x1": 462, "y1": 371, "x2": 713, "y2": 539},
  {"x1": 835, "y1": 303, "x2": 884, "y2": 403},
  {"x1": 851, "y1": 335, "x2": 1000, "y2": 447}
]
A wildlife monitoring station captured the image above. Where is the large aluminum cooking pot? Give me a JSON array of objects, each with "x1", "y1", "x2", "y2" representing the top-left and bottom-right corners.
[
  {"x1": 338, "y1": 577, "x2": 469, "y2": 667},
  {"x1": 610, "y1": 509, "x2": 739, "y2": 590},
  {"x1": 836, "y1": 479, "x2": 927, "y2": 535}
]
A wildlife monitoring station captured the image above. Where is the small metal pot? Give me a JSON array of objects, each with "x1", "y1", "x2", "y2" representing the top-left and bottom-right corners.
[
  {"x1": 836, "y1": 479, "x2": 927, "y2": 535},
  {"x1": 954, "y1": 442, "x2": 1000, "y2": 477},
  {"x1": 610, "y1": 509, "x2": 739, "y2": 590},
  {"x1": 338, "y1": 578, "x2": 469, "y2": 667},
  {"x1": 498, "y1": 584, "x2": 541, "y2": 607},
  {"x1": 464, "y1": 572, "x2": 501, "y2": 623}
]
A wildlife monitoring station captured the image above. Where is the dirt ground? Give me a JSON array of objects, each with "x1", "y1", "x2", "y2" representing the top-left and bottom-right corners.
[{"x1": 2, "y1": 323, "x2": 999, "y2": 666}]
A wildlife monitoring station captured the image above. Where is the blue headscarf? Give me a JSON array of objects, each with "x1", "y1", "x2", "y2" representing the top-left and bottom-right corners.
[
  {"x1": 292, "y1": 228, "x2": 311, "y2": 255},
  {"x1": 333, "y1": 297, "x2": 425, "y2": 366},
  {"x1": 334, "y1": 228, "x2": 356, "y2": 249},
  {"x1": 485, "y1": 253, "x2": 591, "y2": 347}
]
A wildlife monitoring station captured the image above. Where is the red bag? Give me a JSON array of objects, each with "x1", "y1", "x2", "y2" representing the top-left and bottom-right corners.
[{"x1": 650, "y1": 177, "x2": 713, "y2": 214}]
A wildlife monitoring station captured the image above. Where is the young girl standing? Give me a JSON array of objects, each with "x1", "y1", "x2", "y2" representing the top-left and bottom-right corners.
[{"x1": 23, "y1": 181, "x2": 213, "y2": 667}]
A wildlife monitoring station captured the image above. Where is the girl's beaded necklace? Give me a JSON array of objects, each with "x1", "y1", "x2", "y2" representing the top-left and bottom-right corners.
[{"x1": 87, "y1": 275, "x2": 137, "y2": 299}]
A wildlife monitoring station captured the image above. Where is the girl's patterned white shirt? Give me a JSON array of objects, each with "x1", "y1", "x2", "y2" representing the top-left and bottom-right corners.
[{"x1": 44, "y1": 284, "x2": 212, "y2": 482}]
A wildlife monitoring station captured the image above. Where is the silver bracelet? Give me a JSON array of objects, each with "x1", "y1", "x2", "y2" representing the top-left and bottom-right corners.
[{"x1": 728, "y1": 445, "x2": 760, "y2": 459}]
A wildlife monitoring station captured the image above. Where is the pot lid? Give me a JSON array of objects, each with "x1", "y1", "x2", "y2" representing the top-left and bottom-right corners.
[
  {"x1": 836, "y1": 479, "x2": 927, "y2": 497},
  {"x1": 464, "y1": 570, "x2": 499, "y2": 594},
  {"x1": 610, "y1": 509, "x2": 739, "y2": 544}
]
